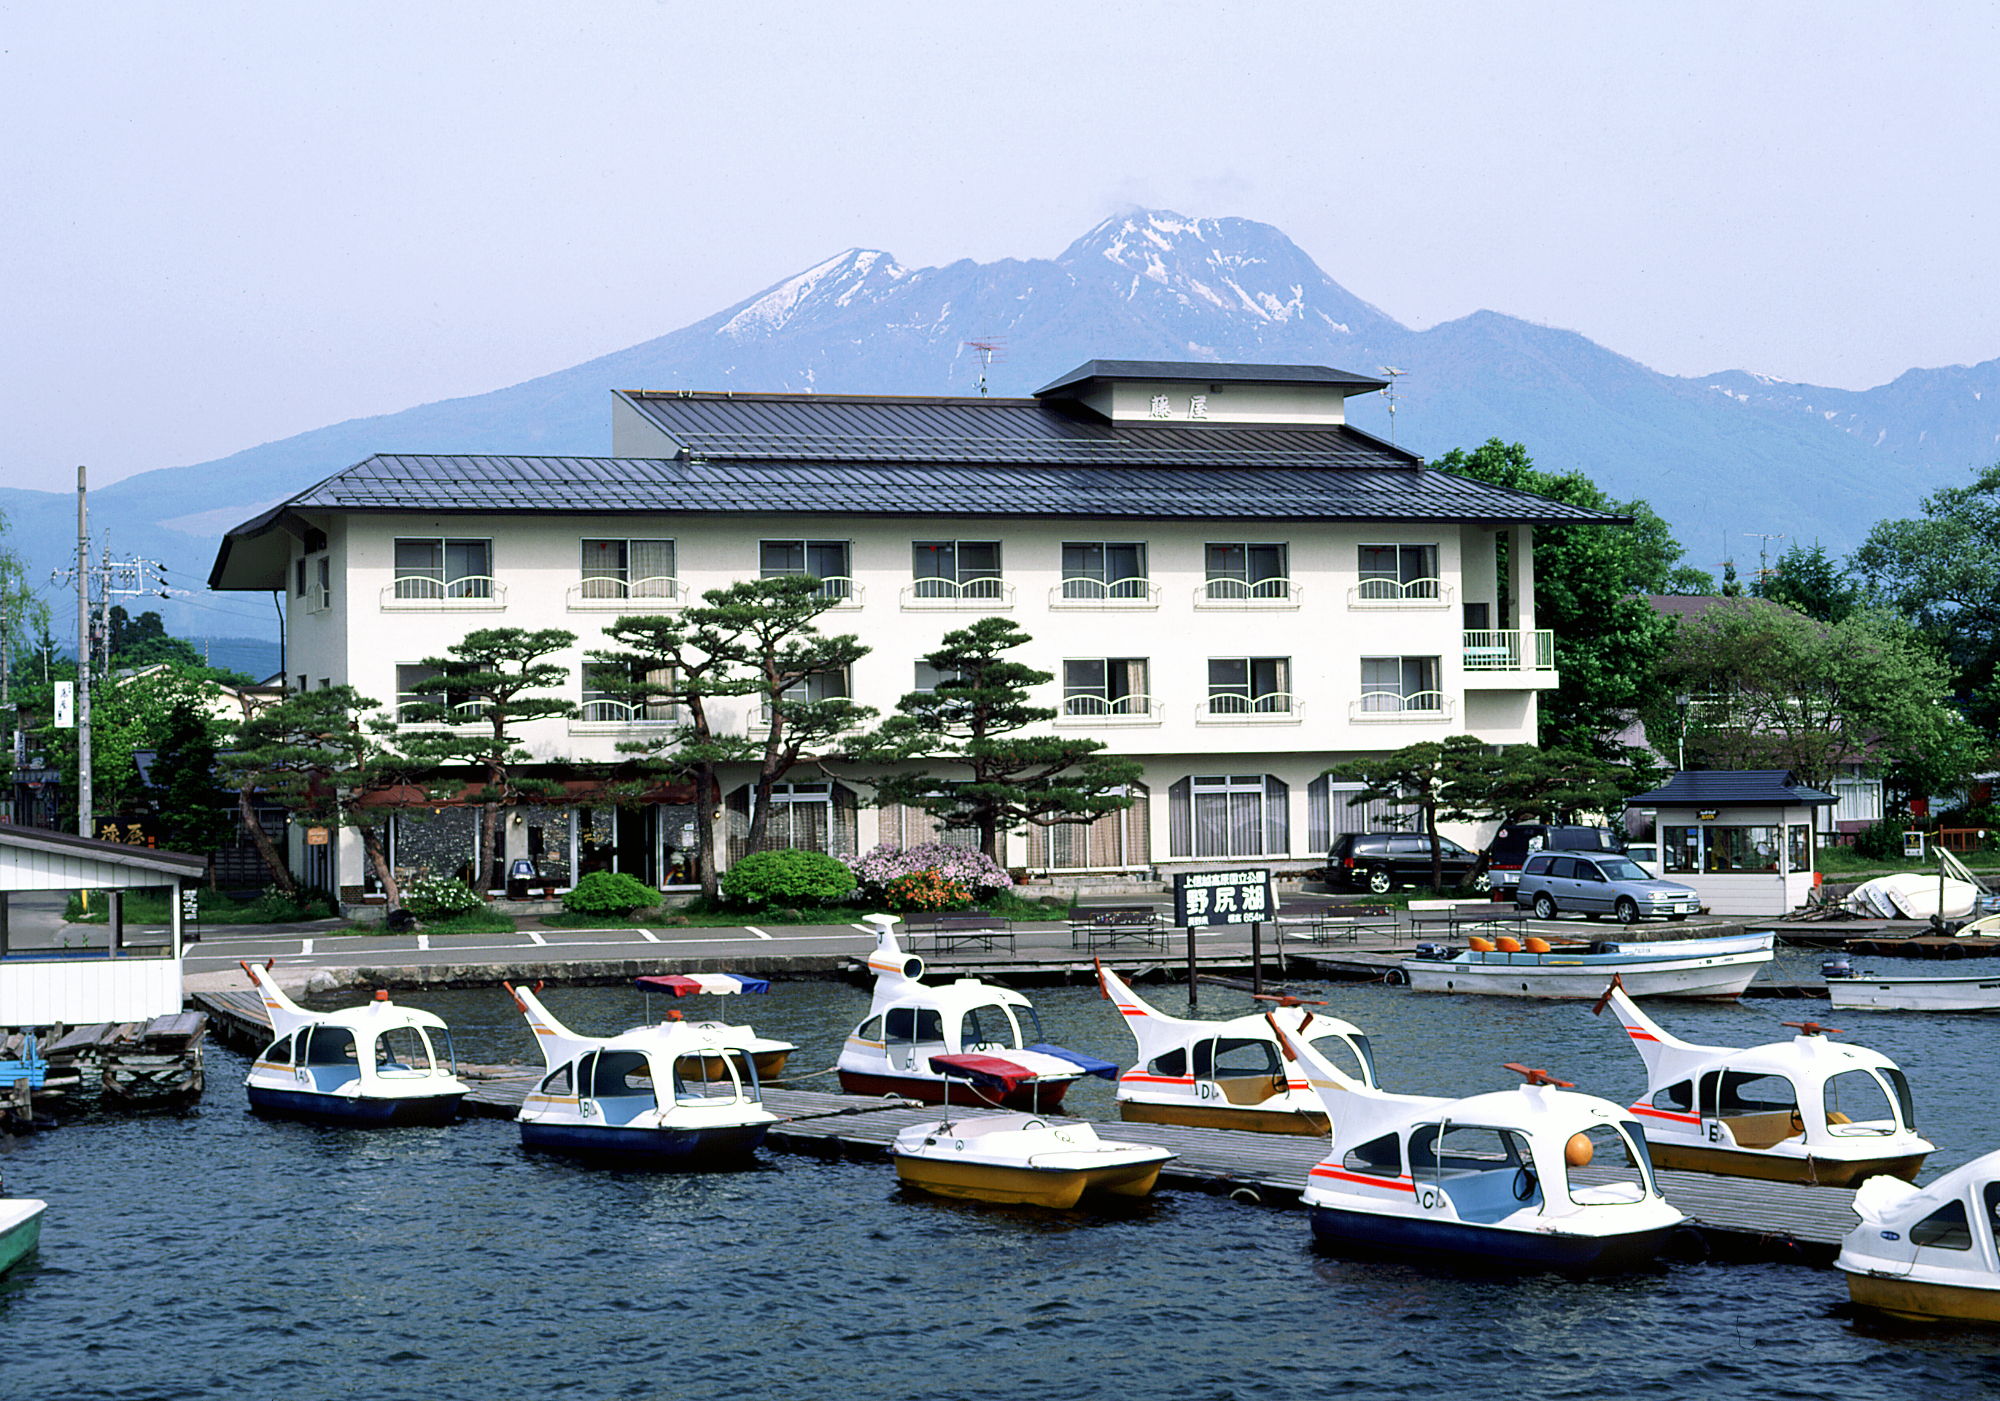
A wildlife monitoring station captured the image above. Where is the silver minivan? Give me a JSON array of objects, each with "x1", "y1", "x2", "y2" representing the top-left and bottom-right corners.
[{"x1": 1514, "y1": 851, "x2": 1699, "y2": 924}]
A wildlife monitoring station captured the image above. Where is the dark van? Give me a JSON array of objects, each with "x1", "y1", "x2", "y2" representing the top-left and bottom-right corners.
[{"x1": 1485, "y1": 824, "x2": 1624, "y2": 897}]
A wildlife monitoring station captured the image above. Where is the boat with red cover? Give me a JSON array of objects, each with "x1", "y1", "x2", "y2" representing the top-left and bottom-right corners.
[{"x1": 633, "y1": 972, "x2": 797, "y2": 1079}]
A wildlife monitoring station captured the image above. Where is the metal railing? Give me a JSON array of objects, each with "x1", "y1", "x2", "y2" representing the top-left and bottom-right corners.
[
  {"x1": 575, "y1": 699, "x2": 677, "y2": 725},
  {"x1": 1196, "y1": 577, "x2": 1297, "y2": 605},
  {"x1": 1196, "y1": 692, "x2": 1300, "y2": 721},
  {"x1": 568, "y1": 576, "x2": 690, "y2": 609},
  {"x1": 1349, "y1": 578, "x2": 1451, "y2": 607},
  {"x1": 1462, "y1": 629, "x2": 1556, "y2": 670},
  {"x1": 1058, "y1": 694, "x2": 1163, "y2": 722},
  {"x1": 1350, "y1": 691, "x2": 1453, "y2": 720},
  {"x1": 902, "y1": 577, "x2": 1013, "y2": 608},
  {"x1": 1052, "y1": 577, "x2": 1159, "y2": 606},
  {"x1": 382, "y1": 575, "x2": 506, "y2": 607}
]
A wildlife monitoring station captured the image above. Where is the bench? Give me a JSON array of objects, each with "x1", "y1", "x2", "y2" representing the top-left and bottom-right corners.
[
  {"x1": 907, "y1": 912, "x2": 1015, "y2": 954},
  {"x1": 1068, "y1": 905, "x2": 1166, "y2": 951},
  {"x1": 1282, "y1": 904, "x2": 1399, "y2": 944},
  {"x1": 1409, "y1": 901, "x2": 1529, "y2": 939}
]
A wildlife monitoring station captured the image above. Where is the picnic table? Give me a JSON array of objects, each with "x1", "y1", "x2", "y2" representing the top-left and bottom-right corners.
[
  {"x1": 1407, "y1": 899, "x2": 1529, "y2": 939},
  {"x1": 1281, "y1": 904, "x2": 1400, "y2": 944},
  {"x1": 1067, "y1": 905, "x2": 1166, "y2": 951},
  {"x1": 905, "y1": 912, "x2": 1015, "y2": 954}
]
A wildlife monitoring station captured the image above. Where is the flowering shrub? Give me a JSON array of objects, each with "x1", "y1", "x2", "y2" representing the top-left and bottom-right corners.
[
  {"x1": 844, "y1": 843, "x2": 1012, "y2": 904},
  {"x1": 402, "y1": 875, "x2": 484, "y2": 919},
  {"x1": 881, "y1": 869, "x2": 973, "y2": 913}
]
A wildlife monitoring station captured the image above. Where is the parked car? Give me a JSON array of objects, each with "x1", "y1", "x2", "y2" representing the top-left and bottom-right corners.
[
  {"x1": 1513, "y1": 851, "x2": 1699, "y2": 924},
  {"x1": 1623, "y1": 842, "x2": 1662, "y2": 877},
  {"x1": 1328, "y1": 832, "x2": 1488, "y2": 895},
  {"x1": 1485, "y1": 824, "x2": 1625, "y2": 897}
]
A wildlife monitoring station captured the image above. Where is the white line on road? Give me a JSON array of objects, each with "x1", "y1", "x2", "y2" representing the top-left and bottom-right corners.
[
  {"x1": 527, "y1": 931, "x2": 546, "y2": 945},
  {"x1": 417, "y1": 934, "x2": 430, "y2": 951},
  {"x1": 849, "y1": 924, "x2": 878, "y2": 934},
  {"x1": 300, "y1": 938, "x2": 314, "y2": 955},
  {"x1": 638, "y1": 929, "x2": 660, "y2": 942},
  {"x1": 745, "y1": 926, "x2": 773, "y2": 940}
]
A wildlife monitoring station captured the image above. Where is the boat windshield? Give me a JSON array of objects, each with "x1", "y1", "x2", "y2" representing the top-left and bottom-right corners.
[
  {"x1": 959, "y1": 1004, "x2": 1021, "y2": 1052},
  {"x1": 1884, "y1": 1067, "x2": 1917, "y2": 1130},
  {"x1": 673, "y1": 1048, "x2": 759, "y2": 1103},
  {"x1": 370, "y1": 1025, "x2": 435, "y2": 1077},
  {"x1": 1564, "y1": 1123, "x2": 1654, "y2": 1205},
  {"x1": 1824, "y1": 1069, "x2": 1901, "y2": 1136},
  {"x1": 299, "y1": 1025, "x2": 356, "y2": 1068},
  {"x1": 1407, "y1": 1125, "x2": 1540, "y2": 1222},
  {"x1": 1306, "y1": 1031, "x2": 1372, "y2": 1086},
  {"x1": 426, "y1": 1026, "x2": 456, "y2": 1077}
]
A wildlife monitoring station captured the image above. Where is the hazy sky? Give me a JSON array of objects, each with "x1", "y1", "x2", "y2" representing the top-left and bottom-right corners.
[{"x1": 5, "y1": 1, "x2": 1998, "y2": 492}]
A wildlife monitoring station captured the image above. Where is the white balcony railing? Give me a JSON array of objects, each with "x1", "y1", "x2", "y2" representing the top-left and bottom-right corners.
[
  {"x1": 1194, "y1": 578, "x2": 1300, "y2": 608},
  {"x1": 572, "y1": 699, "x2": 678, "y2": 729},
  {"x1": 1056, "y1": 695, "x2": 1164, "y2": 725},
  {"x1": 1049, "y1": 577, "x2": 1160, "y2": 608},
  {"x1": 566, "y1": 576, "x2": 691, "y2": 610},
  {"x1": 381, "y1": 575, "x2": 507, "y2": 610},
  {"x1": 1348, "y1": 578, "x2": 1452, "y2": 608},
  {"x1": 1350, "y1": 691, "x2": 1455, "y2": 721},
  {"x1": 303, "y1": 587, "x2": 333, "y2": 615},
  {"x1": 901, "y1": 577, "x2": 1013, "y2": 609},
  {"x1": 1463, "y1": 629, "x2": 1556, "y2": 671},
  {"x1": 1196, "y1": 693, "x2": 1302, "y2": 723}
]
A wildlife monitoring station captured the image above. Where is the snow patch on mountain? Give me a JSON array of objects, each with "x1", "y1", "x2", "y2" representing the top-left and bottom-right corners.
[{"x1": 718, "y1": 248, "x2": 906, "y2": 338}]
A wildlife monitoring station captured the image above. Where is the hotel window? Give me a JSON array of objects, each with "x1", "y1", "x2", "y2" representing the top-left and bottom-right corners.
[
  {"x1": 580, "y1": 538, "x2": 676, "y2": 600},
  {"x1": 726, "y1": 780, "x2": 860, "y2": 863},
  {"x1": 1168, "y1": 774, "x2": 1290, "y2": 858},
  {"x1": 1358, "y1": 543, "x2": 1439, "y2": 600},
  {"x1": 393, "y1": 537, "x2": 494, "y2": 600},
  {"x1": 1060, "y1": 541, "x2": 1147, "y2": 600},
  {"x1": 1208, "y1": 657, "x2": 1291, "y2": 714},
  {"x1": 579, "y1": 661, "x2": 677, "y2": 723},
  {"x1": 1359, "y1": 656, "x2": 1441, "y2": 712},
  {"x1": 294, "y1": 557, "x2": 307, "y2": 598},
  {"x1": 761, "y1": 539, "x2": 852, "y2": 600},
  {"x1": 911, "y1": 540, "x2": 1002, "y2": 599},
  {"x1": 913, "y1": 661, "x2": 964, "y2": 693},
  {"x1": 1204, "y1": 543, "x2": 1289, "y2": 600},
  {"x1": 1063, "y1": 658, "x2": 1149, "y2": 717},
  {"x1": 395, "y1": 664, "x2": 447, "y2": 721}
]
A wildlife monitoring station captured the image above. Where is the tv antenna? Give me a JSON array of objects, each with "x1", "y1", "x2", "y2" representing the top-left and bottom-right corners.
[
  {"x1": 964, "y1": 337, "x2": 1007, "y2": 397},
  {"x1": 1378, "y1": 367, "x2": 1407, "y2": 445},
  {"x1": 1745, "y1": 533, "x2": 1784, "y2": 583}
]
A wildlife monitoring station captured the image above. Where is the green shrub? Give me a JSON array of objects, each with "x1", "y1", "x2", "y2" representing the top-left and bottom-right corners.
[
  {"x1": 402, "y1": 875, "x2": 485, "y2": 920},
  {"x1": 562, "y1": 870, "x2": 661, "y2": 916},
  {"x1": 1852, "y1": 815, "x2": 1909, "y2": 862},
  {"x1": 244, "y1": 887, "x2": 335, "y2": 922},
  {"x1": 721, "y1": 849, "x2": 857, "y2": 908}
]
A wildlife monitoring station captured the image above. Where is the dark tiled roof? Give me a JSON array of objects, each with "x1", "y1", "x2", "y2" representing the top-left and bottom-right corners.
[
  {"x1": 1626, "y1": 770, "x2": 1838, "y2": 808},
  {"x1": 1034, "y1": 359, "x2": 1389, "y2": 397}
]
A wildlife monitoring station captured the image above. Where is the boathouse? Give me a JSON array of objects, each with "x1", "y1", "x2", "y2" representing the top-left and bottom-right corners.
[
  {"x1": 1625, "y1": 769, "x2": 1836, "y2": 917},
  {"x1": 0, "y1": 826, "x2": 206, "y2": 1026}
]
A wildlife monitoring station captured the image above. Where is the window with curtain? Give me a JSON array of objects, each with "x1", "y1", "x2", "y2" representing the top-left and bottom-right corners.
[
  {"x1": 1169, "y1": 775, "x2": 1289, "y2": 858},
  {"x1": 1208, "y1": 657, "x2": 1291, "y2": 713},
  {"x1": 1063, "y1": 658, "x2": 1150, "y2": 716},
  {"x1": 1360, "y1": 656, "x2": 1441, "y2": 712},
  {"x1": 1358, "y1": 543, "x2": 1439, "y2": 599},
  {"x1": 1204, "y1": 542, "x2": 1289, "y2": 600},
  {"x1": 580, "y1": 538, "x2": 676, "y2": 599},
  {"x1": 761, "y1": 539, "x2": 853, "y2": 599},
  {"x1": 1061, "y1": 541, "x2": 1148, "y2": 599}
]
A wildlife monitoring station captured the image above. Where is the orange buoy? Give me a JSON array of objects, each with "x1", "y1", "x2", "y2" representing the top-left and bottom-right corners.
[{"x1": 1566, "y1": 1133, "x2": 1594, "y2": 1168}]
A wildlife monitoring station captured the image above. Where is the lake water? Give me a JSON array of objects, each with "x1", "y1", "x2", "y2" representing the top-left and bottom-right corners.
[{"x1": 6, "y1": 969, "x2": 2000, "y2": 1400}]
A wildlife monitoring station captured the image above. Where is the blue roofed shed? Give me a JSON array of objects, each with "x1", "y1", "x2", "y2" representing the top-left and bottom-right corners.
[{"x1": 1626, "y1": 770, "x2": 1837, "y2": 917}]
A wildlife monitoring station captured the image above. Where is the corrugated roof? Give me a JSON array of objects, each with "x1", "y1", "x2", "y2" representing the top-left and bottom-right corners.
[
  {"x1": 1626, "y1": 770, "x2": 1839, "y2": 807},
  {"x1": 1035, "y1": 359, "x2": 1388, "y2": 396}
]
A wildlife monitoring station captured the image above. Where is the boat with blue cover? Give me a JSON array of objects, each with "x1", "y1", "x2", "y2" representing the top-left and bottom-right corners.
[
  {"x1": 240, "y1": 961, "x2": 468, "y2": 1126},
  {"x1": 509, "y1": 982, "x2": 777, "y2": 1165},
  {"x1": 1400, "y1": 930, "x2": 1774, "y2": 999},
  {"x1": 1274, "y1": 1014, "x2": 1684, "y2": 1269}
]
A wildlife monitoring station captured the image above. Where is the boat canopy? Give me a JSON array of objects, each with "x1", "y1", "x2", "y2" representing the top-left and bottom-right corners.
[
  {"x1": 1025, "y1": 1044, "x2": 1119, "y2": 1080},
  {"x1": 635, "y1": 973, "x2": 772, "y2": 996},
  {"x1": 929, "y1": 1053, "x2": 1042, "y2": 1092}
]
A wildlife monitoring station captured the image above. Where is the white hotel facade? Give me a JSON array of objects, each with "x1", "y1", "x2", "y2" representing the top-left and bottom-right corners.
[{"x1": 208, "y1": 360, "x2": 1614, "y2": 899}]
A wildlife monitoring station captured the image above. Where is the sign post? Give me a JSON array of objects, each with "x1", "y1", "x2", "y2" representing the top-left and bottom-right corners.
[{"x1": 1173, "y1": 868, "x2": 1275, "y2": 1005}]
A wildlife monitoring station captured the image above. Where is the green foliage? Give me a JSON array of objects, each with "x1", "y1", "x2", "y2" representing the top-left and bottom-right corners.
[
  {"x1": 147, "y1": 694, "x2": 234, "y2": 862},
  {"x1": 854, "y1": 618, "x2": 1140, "y2": 861},
  {"x1": 418, "y1": 908, "x2": 517, "y2": 936},
  {"x1": 41, "y1": 664, "x2": 225, "y2": 823},
  {"x1": 561, "y1": 870, "x2": 661, "y2": 916},
  {"x1": 720, "y1": 849, "x2": 857, "y2": 908},
  {"x1": 1852, "y1": 815, "x2": 1909, "y2": 862},
  {"x1": 1752, "y1": 543, "x2": 1857, "y2": 624},
  {"x1": 63, "y1": 885, "x2": 333, "y2": 924},
  {"x1": 402, "y1": 875, "x2": 485, "y2": 920},
  {"x1": 109, "y1": 607, "x2": 204, "y2": 670},
  {"x1": 1439, "y1": 440, "x2": 1682, "y2": 757}
]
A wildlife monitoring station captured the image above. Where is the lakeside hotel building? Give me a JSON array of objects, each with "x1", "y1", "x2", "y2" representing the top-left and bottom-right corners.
[{"x1": 208, "y1": 359, "x2": 1615, "y2": 901}]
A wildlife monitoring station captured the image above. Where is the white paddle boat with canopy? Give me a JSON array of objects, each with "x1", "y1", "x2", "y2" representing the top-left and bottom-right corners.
[
  {"x1": 633, "y1": 973, "x2": 797, "y2": 1079},
  {"x1": 1839, "y1": 1150, "x2": 2000, "y2": 1322}
]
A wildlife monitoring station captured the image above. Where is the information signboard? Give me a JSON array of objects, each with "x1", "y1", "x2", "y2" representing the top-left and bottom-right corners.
[{"x1": 1173, "y1": 867, "x2": 1274, "y2": 926}]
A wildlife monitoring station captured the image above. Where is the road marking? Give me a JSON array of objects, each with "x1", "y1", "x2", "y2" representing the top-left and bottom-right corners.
[
  {"x1": 300, "y1": 938, "x2": 314, "y2": 955},
  {"x1": 745, "y1": 926, "x2": 773, "y2": 940},
  {"x1": 638, "y1": 929, "x2": 660, "y2": 942},
  {"x1": 417, "y1": 934, "x2": 430, "y2": 951},
  {"x1": 181, "y1": 930, "x2": 875, "y2": 965},
  {"x1": 528, "y1": 931, "x2": 546, "y2": 945},
  {"x1": 850, "y1": 923, "x2": 879, "y2": 934}
]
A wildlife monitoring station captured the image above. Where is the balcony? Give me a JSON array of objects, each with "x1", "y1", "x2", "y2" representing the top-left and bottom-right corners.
[
  {"x1": 1193, "y1": 579, "x2": 1300, "y2": 610},
  {"x1": 380, "y1": 576, "x2": 507, "y2": 612},
  {"x1": 1463, "y1": 629, "x2": 1556, "y2": 672},
  {"x1": 303, "y1": 587, "x2": 333, "y2": 616},
  {"x1": 1196, "y1": 693, "x2": 1303, "y2": 725},
  {"x1": 1350, "y1": 691, "x2": 1455, "y2": 722},
  {"x1": 1056, "y1": 695, "x2": 1164, "y2": 727},
  {"x1": 1049, "y1": 578, "x2": 1160, "y2": 610},
  {"x1": 900, "y1": 577, "x2": 1013, "y2": 610},
  {"x1": 566, "y1": 576, "x2": 691, "y2": 611},
  {"x1": 1348, "y1": 578, "x2": 1453, "y2": 609},
  {"x1": 571, "y1": 699, "x2": 679, "y2": 734}
]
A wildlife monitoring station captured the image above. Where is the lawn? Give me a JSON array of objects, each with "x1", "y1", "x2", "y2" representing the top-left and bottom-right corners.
[{"x1": 64, "y1": 889, "x2": 339, "y2": 925}]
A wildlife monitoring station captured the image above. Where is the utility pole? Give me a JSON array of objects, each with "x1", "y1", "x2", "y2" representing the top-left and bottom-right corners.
[{"x1": 76, "y1": 466, "x2": 91, "y2": 839}]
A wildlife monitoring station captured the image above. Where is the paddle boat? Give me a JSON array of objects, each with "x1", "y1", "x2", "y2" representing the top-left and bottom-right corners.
[
  {"x1": 1274, "y1": 1014, "x2": 1685, "y2": 1268},
  {"x1": 1839, "y1": 1151, "x2": 2000, "y2": 1322},
  {"x1": 1399, "y1": 931, "x2": 1774, "y2": 999},
  {"x1": 838, "y1": 915, "x2": 1113, "y2": 1110},
  {"x1": 508, "y1": 981, "x2": 776, "y2": 1164},
  {"x1": 889, "y1": 1056, "x2": 1175, "y2": 1207},
  {"x1": 240, "y1": 960, "x2": 468, "y2": 1126},
  {"x1": 1593, "y1": 977, "x2": 1931, "y2": 1186},
  {"x1": 0, "y1": 1181, "x2": 44, "y2": 1277},
  {"x1": 634, "y1": 972, "x2": 798, "y2": 1078},
  {"x1": 1097, "y1": 959, "x2": 1374, "y2": 1133}
]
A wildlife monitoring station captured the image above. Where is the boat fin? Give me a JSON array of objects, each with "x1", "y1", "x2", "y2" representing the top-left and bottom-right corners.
[
  {"x1": 860, "y1": 914, "x2": 925, "y2": 1009},
  {"x1": 1592, "y1": 977, "x2": 1716, "y2": 1079},
  {"x1": 506, "y1": 981, "x2": 592, "y2": 1070},
  {"x1": 240, "y1": 959, "x2": 312, "y2": 1040},
  {"x1": 1264, "y1": 1012, "x2": 1435, "y2": 1144},
  {"x1": 1097, "y1": 960, "x2": 1213, "y2": 1064}
]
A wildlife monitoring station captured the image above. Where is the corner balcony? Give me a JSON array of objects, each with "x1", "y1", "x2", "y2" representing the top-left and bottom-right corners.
[
  {"x1": 1048, "y1": 577, "x2": 1160, "y2": 610},
  {"x1": 1350, "y1": 691, "x2": 1455, "y2": 723},
  {"x1": 1055, "y1": 695, "x2": 1164, "y2": 727},
  {"x1": 900, "y1": 577, "x2": 1013, "y2": 611},
  {"x1": 566, "y1": 576, "x2": 691, "y2": 611},
  {"x1": 380, "y1": 576, "x2": 507, "y2": 612},
  {"x1": 1462, "y1": 630, "x2": 1558, "y2": 689},
  {"x1": 1192, "y1": 579, "x2": 1301, "y2": 610},
  {"x1": 1347, "y1": 578, "x2": 1453, "y2": 610}
]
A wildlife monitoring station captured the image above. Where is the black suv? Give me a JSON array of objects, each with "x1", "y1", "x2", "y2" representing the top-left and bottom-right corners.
[
  {"x1": 1328, "y1": 832, "x2": 1487, "y2": 894},
  {"x1": 1485, "y1": 824, "x2": 1624, "y2": 897}
]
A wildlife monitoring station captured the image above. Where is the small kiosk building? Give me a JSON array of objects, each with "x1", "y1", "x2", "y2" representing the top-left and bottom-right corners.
[{"x1": 1625, "y1": 770, "x2": 1837, "y2": 918}]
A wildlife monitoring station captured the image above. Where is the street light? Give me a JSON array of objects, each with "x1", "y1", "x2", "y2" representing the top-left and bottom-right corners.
[{"x1": 1675, "y1": 693, "x2": 1693, "y2": 772}]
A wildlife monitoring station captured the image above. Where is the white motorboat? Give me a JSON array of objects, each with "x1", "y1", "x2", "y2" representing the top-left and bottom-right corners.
[
  {"x1": 1276, "y1": 1015, "x2": 1685, "y2": 1268},
  {"x1": 890, "y1": 1104, "x2": 1174, "y2": 1209},
  {"x1": 1097, "y1": 959, "x2": 1374, "y2": 1134},
  {"x1": 0, "y1": 1194, "x2": 44, "y2": 1277},
  {"x1": 1839, "y1": 1150, "x2": 2000, "y2": 1322},
  {"x1": 1594, "y1": 977, "x2": 1931, "y2": 1186},
  {"x1": 240, "y1": 961, "x2": 468, "y2": 1126},
  {"x1": 1827, "y1": 969, "x2": 2000, "y2": 1013},
  {"x1": 633, "y1": 972, "x2": 798, "y2": 1078},
  {"x1": 509, "y1": 982, "x2": 777, "y2": 1164},
  {"x1": 1399, "y1": 932, "x2": 1774, "y2": 999},
  {"x1": 839, "y1": 916, "x2": 1113, "y2": 1110}
]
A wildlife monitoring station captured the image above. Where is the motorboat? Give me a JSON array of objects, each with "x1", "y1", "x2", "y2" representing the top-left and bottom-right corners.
[
  {"x1": 240, "y1": 960, "x2": 468, "y2": 1126},
  {"x1": 508, "y1": 981, "x2": 776, "y2": 1164},
  {"x1": 889, "y1": 1057, "x2": 1174, "y2": 1207},
  {"x1": 1839, "y1": 1151, "x2": 2000, "y2": 1322},
  {"x1": 1097, "y1": 959, "x2": 1374, "y2": 1133},
  {"x1": 0, "y1": 1191, "x2": 44, "y2": 1276},
  {"x1": 1399, "y1": 931, "x2": 1774, "y2": 999},
  {"x1": 633, "y1": 972, "x2": 798, "y2": 1078},
  {"x1": 838, "y1": 915, "x2": 1113, "y2": 1110},
  {"x1": 1275, "y1": 1015, "x2": 1685, "y2": 1269},
  {"x1": 1594, "y1": 977, "x2": 1931, "y2": 1186},
  {"x1": 1827, "y1": 969, "x2": 2000, "y2": 1013}
]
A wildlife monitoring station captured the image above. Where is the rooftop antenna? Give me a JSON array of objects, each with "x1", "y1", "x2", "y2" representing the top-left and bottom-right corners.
[
  {"x1": 1745, "y1": 533, "x2": 1784, "y2": 585},
  {"x1": 964, "y1": 337, "x2": 1007, "y2": 397},
  {"x1": 1378, "y1": 367, "x2": 1406, "y2": 445}
]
